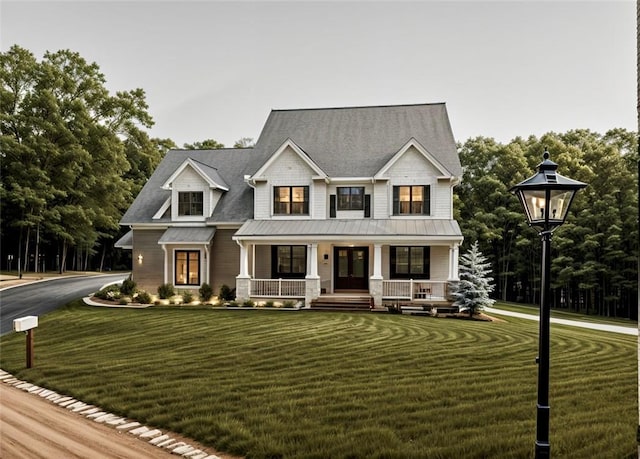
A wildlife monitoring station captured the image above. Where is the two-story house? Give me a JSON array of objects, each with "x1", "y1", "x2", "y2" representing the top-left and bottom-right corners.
[{"x1": 117, "y1": 103, "x2": 464, "y2": 307}]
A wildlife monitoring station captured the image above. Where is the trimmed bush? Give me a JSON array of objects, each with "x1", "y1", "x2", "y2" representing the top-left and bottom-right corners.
[
  {"x1": 182, "y1": 291, "x2": 194, "y2": 304},
  {"x1": 157, "y1": 283, "x2": 175, "y2": 299},
  {"x1": 242, "y1": 299, "x2": 255, "y2": 308},
  {"x1": 283, "y1": 300, "x2": 296, "y2": 308},
  {"x1": 120, "y1": 278, "x2": 137, "y2": 296},
  {"x1": 136, "y1": 291, "x2": 152, "y2": 304},
  {"x1": 199, "y1": 283, "x2": 214, "y2": 302},
  {"x1": 94, "y1": 284, "x2": 121, "y2": 300},
  {"x1": 218, "y1": 284, "x2": 235, "y2": 301}
]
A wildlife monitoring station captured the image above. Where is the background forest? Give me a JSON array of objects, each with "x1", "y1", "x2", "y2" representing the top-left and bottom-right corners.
[{"x1": 1, "y1": 46, "x2": 638, "y2": 318}]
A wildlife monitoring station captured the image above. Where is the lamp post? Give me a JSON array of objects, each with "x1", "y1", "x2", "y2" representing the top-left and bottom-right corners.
[{"x1": 510, "y1": 149, "x2": 586, "y2": 458}]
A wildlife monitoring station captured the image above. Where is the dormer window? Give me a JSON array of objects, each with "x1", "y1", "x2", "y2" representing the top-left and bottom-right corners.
[
  {"x1": 178, "y1": 192, "x2": 204, "y2": 216},
  {"x1": 274, "y1": 186, "x2": 309, "y2": 215}
]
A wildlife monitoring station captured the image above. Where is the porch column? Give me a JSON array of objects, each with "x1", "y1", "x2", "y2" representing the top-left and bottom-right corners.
[
  {"x1": 305, "y1": 243, "x2": 320, "y2": 307},
  {"x1": 370, "y1": 244, "x2": 383, "y2": 307},
  {"x1": 448, "y1": 244, "x2": 460, "y2": 281},
  {"x1": 307, "y1": 243, "x2": 319, "y2": 278},
  {"x1": 235, "y1": 240, "x2": 251, "y2": 301}
]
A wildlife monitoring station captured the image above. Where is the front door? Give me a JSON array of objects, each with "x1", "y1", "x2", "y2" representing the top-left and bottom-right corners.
[{"x1": 334, "y1": 247, "x2": 369, "y2": 291}]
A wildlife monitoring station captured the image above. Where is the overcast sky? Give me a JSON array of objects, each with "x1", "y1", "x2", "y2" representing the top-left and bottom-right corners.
[{"x1": 2, "y1": 1, "x2": 636, "y2": 148}]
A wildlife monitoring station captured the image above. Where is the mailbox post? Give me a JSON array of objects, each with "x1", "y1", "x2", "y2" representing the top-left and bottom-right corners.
[{"x1": 13, "y1": 316, "x2": 38, "y2": 368}]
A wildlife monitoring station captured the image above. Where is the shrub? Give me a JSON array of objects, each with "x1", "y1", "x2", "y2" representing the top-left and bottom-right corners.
[
  {"x1": 119, "y1": 298, "x2": 128, "y2": 305},
  {"x1": 264, "y1": 300, "x2": 275, "y2": 308},
  {"x1": 283, "y1": 300, "x2": 296, "y2": 308},
  {"x1": 94, "y1": 284, "x2": 121, "y2": 300},
  {"x1": 157, "y1": 283, "x2": 175, "y2": 299},
  {"x1": 228, "y1": 300, "x2": 239, "y2": 307},
  {"x1": 182, "y1": 291, "x2": 194, "y2": 304},
  {"x1": 242, "y1": 299, "x2": 255, "y2": 308},
  {"x1": 120, "y1": 278, "x2": 137, "y2": 296},
  {"x1": 199, "y1": 283, "x2": 214, "y2": 302},
  {"x1": 137, "y1": 291, "x2": 152, "y2": 304},
  {"x1": 218, "y1": 284, "x2": 235, "y2": 301}
]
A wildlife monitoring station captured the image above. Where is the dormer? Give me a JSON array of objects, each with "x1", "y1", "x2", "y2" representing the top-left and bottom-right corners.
[
  {"x1": 160, "y1": 158, "x2": 229, "y2": 221},
  {"x1": 246, "y1": 139, "x2": 328, "y2": 220}
]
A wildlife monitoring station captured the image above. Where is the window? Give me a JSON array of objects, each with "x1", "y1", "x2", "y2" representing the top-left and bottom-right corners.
[
  {"x1": 390, "y1": 246, "x2": 430, "y2": 279},
  {"x1": 175, "y1": 250, "x2": 200, "y2": 285},
  {"x1": 337, "y1": 187, "x2": 364, "y2": 211},
  {"x1": 274, "y1": 186, "x2": 309, "y2": 215},
  {"x1": 393, "y1": 186, "x2": 430, "y2": 215},
  {"x1": 178, "y1": 192, "x2": 204, "y2": 216},
  {"x1": 272, "y1": 245, "x2": 307, "y2": 278}
]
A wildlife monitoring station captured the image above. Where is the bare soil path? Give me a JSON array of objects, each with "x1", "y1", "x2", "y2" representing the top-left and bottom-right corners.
[
  {"x1": 0, "y1": 382, "x2": 176, "y2": 458},
  {"x1": 0, "y1": 379, "x2": 240, "y2": 459}
]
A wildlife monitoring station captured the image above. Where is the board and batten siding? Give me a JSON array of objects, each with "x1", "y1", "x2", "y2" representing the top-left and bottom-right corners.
[
  {"x1": 132, "y1": 229, "x2": 166, "y2": 292},
  {"x1": 210, "y1": 229, "x2": 241, "y2": 294}
]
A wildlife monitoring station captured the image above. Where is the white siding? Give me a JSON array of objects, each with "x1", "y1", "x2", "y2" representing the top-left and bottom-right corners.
[
  {"x1": 313, "y1": 180, "x2": 327, "y2": 220},
  {"x1": 171, "y1": 166, "x2": 209, "y2": 221},
  {"x1": 254, "y1": 182, "x2": 270, "y2": 220},
  {"x1": 256, "y1": 146, "x2": 315, "y2": 219},
  {"x1": 382, "y1": 146, "x2": 452, "y2": 219},
  {"x1": 373, "y1": 181, "x2": 389, "y2": 219},
  {"x1": 430, "y1": 246, "x2": 450, "y2": 280},
  {"x1": 327, "y1": 183, "x2": 372, "y2": 220}
]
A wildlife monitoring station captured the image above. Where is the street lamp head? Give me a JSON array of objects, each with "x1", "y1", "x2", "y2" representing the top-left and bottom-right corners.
[{"x1": 510, "y1": 149, "x2": 587, "y2": 232}]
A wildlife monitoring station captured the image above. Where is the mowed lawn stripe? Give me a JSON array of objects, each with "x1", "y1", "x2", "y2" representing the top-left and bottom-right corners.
[{"x1": 0, "y1": 302, "x2": 635, "y2": 458}]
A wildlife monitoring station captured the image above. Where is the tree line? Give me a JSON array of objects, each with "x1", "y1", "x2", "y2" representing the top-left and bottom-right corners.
[
  {"x1": 456, "y1": 130, "x2": 638, "y2": 319},
  {"x1": 0, "y1": 46, "x2": 250, "y2": 274},
  {"x1": 1, "y1": 46, "x2": 637, "y2": 318}
]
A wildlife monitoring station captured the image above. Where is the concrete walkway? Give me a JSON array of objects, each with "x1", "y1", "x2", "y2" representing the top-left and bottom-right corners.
[{"x1": 485, "y1": 307, "x2": 638, "y2": 336}]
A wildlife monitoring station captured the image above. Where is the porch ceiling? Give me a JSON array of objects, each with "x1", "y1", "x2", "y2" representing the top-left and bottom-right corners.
[{"x1": 234, "y1": 219, "x2": 463, "y2": 243}]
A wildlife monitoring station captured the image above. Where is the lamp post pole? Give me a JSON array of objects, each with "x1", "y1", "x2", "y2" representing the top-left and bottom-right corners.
[
  {"x1": 536, "y1": 229, "x2": 552, "y2": 458},
  {"x1": 510, "y1": 149, "x2": 586, "y2": 458}
]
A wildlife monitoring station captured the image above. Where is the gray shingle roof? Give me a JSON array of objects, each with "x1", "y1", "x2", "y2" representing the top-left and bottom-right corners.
[
  {"x1": 250, "y1": 103, "x2": 462, "y2": 178},
  {"x1": 120, "y1": 103, "x2": 462, "y2": 226},
  {"x1": 120, "y1": 148, "x2": 254, "y2": 225}
]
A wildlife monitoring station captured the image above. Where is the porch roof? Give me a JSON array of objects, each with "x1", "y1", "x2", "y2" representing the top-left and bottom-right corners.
[
  {"x1": 234, "y1": 219, "x2": 463, "y2": 243},
  {"x1": 114, "y1": 230, "x2": 133, "y2": 249},
  {"x1": 158, "y1": 227, "x2": 216, "y2": 244}
]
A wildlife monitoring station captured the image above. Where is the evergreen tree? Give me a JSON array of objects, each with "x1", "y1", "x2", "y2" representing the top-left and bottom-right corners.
[{"x1": 452, "y1": 242, "x2": 496, "y2": 317}]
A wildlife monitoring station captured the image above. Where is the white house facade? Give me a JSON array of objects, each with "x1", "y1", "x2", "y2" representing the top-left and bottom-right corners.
[{"x1": 117, "y1": 103, "x2": 464, "y2": 308}]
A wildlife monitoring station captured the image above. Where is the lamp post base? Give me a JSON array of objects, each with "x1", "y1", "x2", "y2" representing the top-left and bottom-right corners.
[{"x1": 535, "y1": 441, "x2": 550, "y2": 458}]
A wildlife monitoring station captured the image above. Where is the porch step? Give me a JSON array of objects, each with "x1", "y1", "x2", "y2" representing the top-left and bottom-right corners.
[{"x1": 309, "y1": 296, "x2": 373, "y2": 311}]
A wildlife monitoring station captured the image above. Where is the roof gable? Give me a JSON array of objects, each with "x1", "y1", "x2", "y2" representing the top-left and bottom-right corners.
[
  {"x1": 162, "y1": 158, "x2": 229, "y2": 191},
  {"x1": 375, "y1": 138, "x2": 452, "y2": 179},
  {"x1": 250, "y1": 103, "x2": 462, "y2": 178},
  {"x1": 250, "y1": 139, "x2": 327, "y2": 180}
]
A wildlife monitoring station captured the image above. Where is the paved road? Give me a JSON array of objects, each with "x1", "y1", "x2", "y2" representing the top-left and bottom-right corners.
[
  {"x1": 484, "y1": 306, "x2": 638, "y2": 336},
  {"x1": 0, "y1": 274, "x2": 127, "y2": 335}
]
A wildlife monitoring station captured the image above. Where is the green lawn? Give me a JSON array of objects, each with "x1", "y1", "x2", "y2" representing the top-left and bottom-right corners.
[{"x1": 1, "y1": 301, "x2": 636, "y2": 459}]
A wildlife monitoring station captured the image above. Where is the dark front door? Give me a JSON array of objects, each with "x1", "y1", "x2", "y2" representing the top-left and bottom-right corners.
[{"x1": 334, "y1": 247, "x2": 369, "y2": 290}]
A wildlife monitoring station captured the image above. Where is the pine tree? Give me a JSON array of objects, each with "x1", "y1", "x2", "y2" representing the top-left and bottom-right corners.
[{"x1": 452, "y1": 241, "x2": 496, "y2": 317}]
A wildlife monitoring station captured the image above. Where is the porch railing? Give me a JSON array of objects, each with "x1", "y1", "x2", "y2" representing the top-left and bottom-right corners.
[
  {"x1": 250, "y1": 278, "x2": 306, "y2": 298},
  {"x1": 382, "y1": 280, "x2": 448, "y2": 301}
]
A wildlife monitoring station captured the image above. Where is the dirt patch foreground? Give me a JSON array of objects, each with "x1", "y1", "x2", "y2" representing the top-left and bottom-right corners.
[{"x1": 0, "y1": 380, "x2": 240, "y2": 459}]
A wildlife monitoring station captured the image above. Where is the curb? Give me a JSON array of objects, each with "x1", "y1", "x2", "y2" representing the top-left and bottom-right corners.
[{"x1": 0, "y1": 369, "x2": 222, "y2": 459}]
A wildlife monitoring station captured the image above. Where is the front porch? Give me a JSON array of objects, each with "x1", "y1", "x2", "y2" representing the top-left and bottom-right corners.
[{"x1": 241, "y1": 277, "x2": 453, "y2": 307}]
